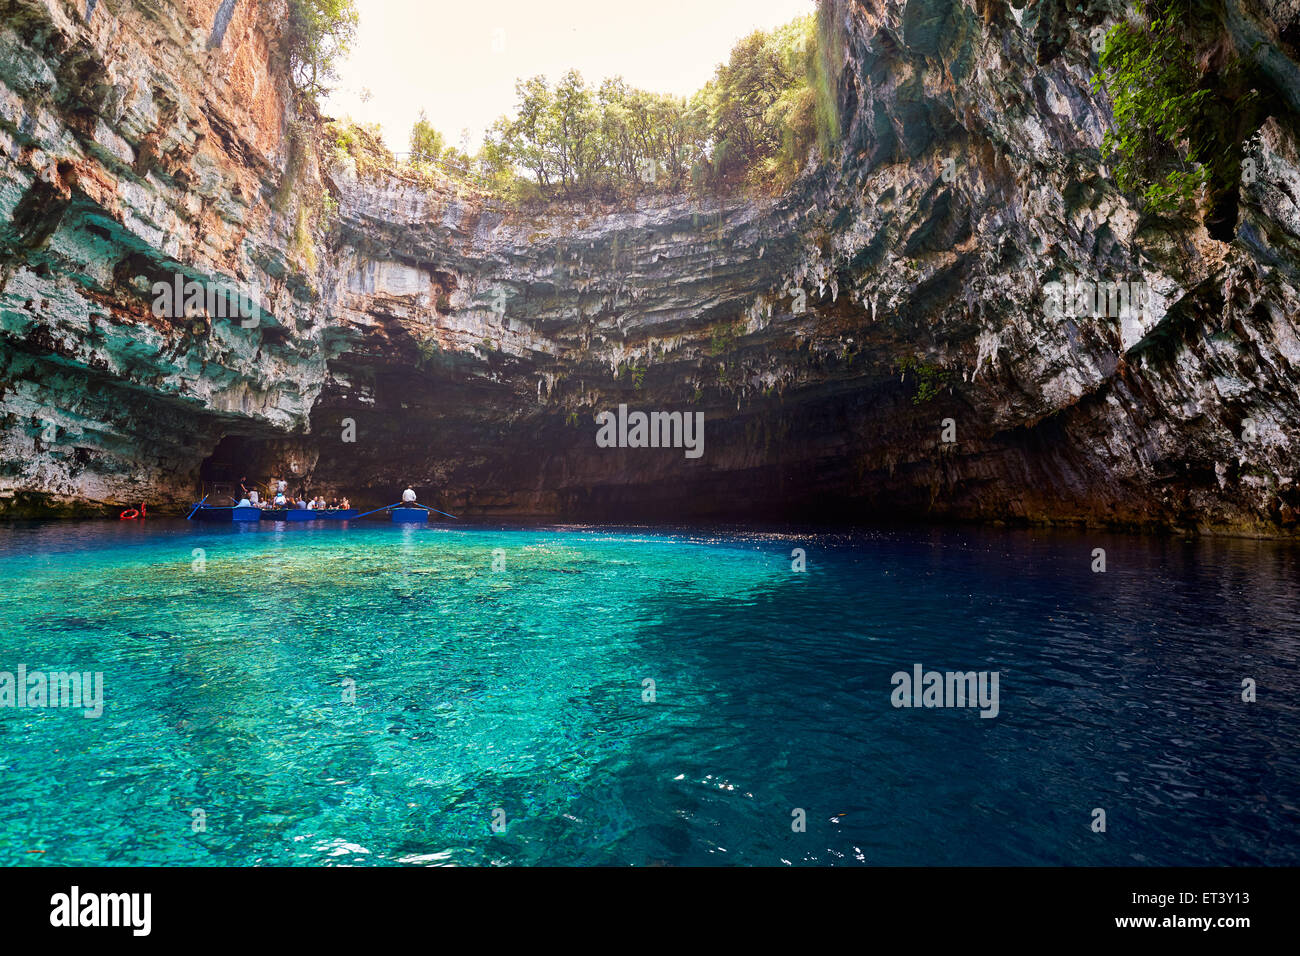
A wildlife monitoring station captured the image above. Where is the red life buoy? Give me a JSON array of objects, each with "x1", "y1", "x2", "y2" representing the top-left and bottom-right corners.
[{"x1": 119, "y1": 509, "x2": 138, "y2": 520}]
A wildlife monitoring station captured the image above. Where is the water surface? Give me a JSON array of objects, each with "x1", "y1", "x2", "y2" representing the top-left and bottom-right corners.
[{"x1": 0, "y1": 520, "x2": 1296, "y2": 865}]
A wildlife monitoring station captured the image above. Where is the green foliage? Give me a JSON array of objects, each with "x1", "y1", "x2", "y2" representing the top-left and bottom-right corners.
[
  {"x1": 409, "y1": 111, "x2": 447, "y2": 165},
  {"x1": 319, "y1": 9, "x2": 841, "y2": 203},
  {"x1": 272, "y1": 124, "x2": 307, "y2": 212},
  {"x1": 701, "y1": 14, "x2": 832, "y2": 191},
  {"x1": 896, "y1": 356, "x2": 949, "y2": 405},
  {"x1": 415, "y1": 334, "x2": 439, "y2": 368},
  {"x1": 327, "y1": 119, "x2": 394, "y2": 177},
  {"x1": 708, "y1": 320, "x2": 743, "y2": 356},
  {"x1": 616, "y1": 361, "x2": 648, "y2": 389},
  {"x1": 1093, "y1": 1, "x2": 1207, "y2": 213},
  {"x1": 332, "y1": 124, "x2": 357, "y2": 157},
  {"x1": 287, "y1": 0, "x2": 359, "y2": 101},
  {"x1": 477, "y1": 11, "x2": 837, "y2": 201},
  {"x1": 292, "y1": 204, "x2": 316, "y2": 270},
  {"x1": 1092, "y1": 0, "x2": 1262, "y2": 218},
  {"x1": 479, "y1": 71, "x2": 695, "y2": 198}
]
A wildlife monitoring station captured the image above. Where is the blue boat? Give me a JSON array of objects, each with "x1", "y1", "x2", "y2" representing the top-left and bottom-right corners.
[
  {"x1": 262, "y1": 508, "x2": 359, "y2": 521},
  {"x1": 191, "y1": 505, "x2": 260, "y2": 522},
  {"x1": 189, "y1": 496, "x2": 447, "y2": 525}
]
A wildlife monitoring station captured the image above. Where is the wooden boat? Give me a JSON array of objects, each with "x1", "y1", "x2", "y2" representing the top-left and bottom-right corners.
[
  {"x1": 262, "y1": 508, "x2": 359, "y2": 521},
  {"x1": 189, "y1": 496, "x2": 443, "y2": 524},
  {"x1": 191, "y1": 505, "x2": 260, "y2": 522}
]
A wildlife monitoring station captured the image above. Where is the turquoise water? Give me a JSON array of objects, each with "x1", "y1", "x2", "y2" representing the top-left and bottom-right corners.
[{"x1": 0, "y1": 520, "x2": 1297, "y2": 866}]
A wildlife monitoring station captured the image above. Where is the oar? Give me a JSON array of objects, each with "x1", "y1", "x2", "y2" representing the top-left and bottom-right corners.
[
  {"x1": 352, "y1": 500, "x2": 405, "y2": 519},
  {"x1": 414, "y1": 504, "x2": 460, "y2": 520},
  {"x1": 186, "y1": 494, "x2": 209, "y2": 521}
]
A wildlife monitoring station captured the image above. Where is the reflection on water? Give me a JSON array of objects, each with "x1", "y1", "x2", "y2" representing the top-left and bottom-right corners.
[{"x1": 0, "y1": 520, "x2": 1296, "y2": 865}]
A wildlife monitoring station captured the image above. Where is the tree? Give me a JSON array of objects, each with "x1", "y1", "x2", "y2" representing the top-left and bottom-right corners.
[
  {"x1": 409, "y1": 111, "x2": 447, "y2": 165},
  {"x1": 473, "y1": 11, "x2": 833, "y2": 200},
  {"x1": 552, "y1": 70, "x2": 599, "y2": 194},
  {"x1": 287, "y1": 0, "x2": 359, "y2": 101},
  {"x1": 704, "y1": 15, "x2": 816, "y2": 184}
]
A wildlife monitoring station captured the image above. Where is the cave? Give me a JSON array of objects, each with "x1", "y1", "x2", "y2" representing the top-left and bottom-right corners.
[{"x1": 198, "y1": 435, "x2": 260, "y2": 486}]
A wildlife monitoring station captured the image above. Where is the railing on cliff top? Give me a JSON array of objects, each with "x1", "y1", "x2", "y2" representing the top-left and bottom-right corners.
[{"x1": 388, "y1": 151, "x2": 491, "y2": 189}]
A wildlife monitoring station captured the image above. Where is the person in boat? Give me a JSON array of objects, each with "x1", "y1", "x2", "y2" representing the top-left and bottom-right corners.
[
  {"x1": 236, "y1": 496, "x2": 252, "y2": 508},
  {"x1": 340, "y1": 497, "x2": 351, "y2": 510},
  {"x1": 297, "y1": 496, "x2": 308, "y2": 509},
  {"x1": 305, "y1": 497, "x2": 316, "y2": 510},
  {"x1": 273, "y1": 491, "x2": 288, "y2": 508},
  {"x1": 248, "y1": 488, "x2": 260, "y2": 507},
  {"x1": 402, "y1": 487, "x2": 417, "y2": 503},
  {"x1": 316, "y1": 496, "x2": 328, "y2": 510},
  {"x1": 276, "y1": 477, "x2": 288, "y2": 496}
]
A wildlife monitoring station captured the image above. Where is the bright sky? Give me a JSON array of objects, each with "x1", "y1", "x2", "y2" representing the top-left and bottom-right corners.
[{"x1": 322, "y1": 0, "x2": 815, "y2": 154}]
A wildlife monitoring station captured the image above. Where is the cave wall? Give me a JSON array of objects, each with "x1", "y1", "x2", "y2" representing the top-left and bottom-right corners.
[{"x1": 3, "y1": 0, "x2": 1300, "y2": 533}]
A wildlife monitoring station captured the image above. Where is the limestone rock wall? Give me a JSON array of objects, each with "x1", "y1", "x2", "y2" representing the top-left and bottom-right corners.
[{"x1": 4, "y1": 0, "x2": 1300, "y2": 534}]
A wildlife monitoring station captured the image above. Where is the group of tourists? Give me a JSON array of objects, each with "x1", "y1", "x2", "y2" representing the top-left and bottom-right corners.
[{"x1": 233, "y1": 476, "x2": 350, "y2": 512}]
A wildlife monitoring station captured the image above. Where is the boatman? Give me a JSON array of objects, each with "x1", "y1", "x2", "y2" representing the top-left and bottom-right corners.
[{"x1": 402, "y1": 487, "x2": 417, "y2": 503}]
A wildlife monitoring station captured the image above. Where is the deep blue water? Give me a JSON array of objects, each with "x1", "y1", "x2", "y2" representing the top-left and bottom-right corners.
[{"x1": 0, "y1": 519, "x2": 1296, "y2": 866}]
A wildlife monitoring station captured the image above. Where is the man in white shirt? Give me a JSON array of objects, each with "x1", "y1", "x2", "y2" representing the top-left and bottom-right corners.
[{"x1": 402, "y1": 487, "x2": 417, "y2": 503}]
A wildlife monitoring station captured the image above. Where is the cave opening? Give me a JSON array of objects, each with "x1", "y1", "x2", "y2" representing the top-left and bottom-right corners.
[{"x1": 198, "y1": 435, "x2": 262, "y2": 500}]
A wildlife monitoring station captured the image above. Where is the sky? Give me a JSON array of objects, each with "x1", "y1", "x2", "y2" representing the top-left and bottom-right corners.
[{"x1": 321, "y1": 0, "x2": 815, "y2": 155}]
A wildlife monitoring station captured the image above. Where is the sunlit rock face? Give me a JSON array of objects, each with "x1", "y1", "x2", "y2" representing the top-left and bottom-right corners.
[
  {"x1": 0, "y1": 0, "x2": 325, "y2": 513},
  {"x1": 3, "y1": 0, "x2": 1300, "y2": 533}
]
